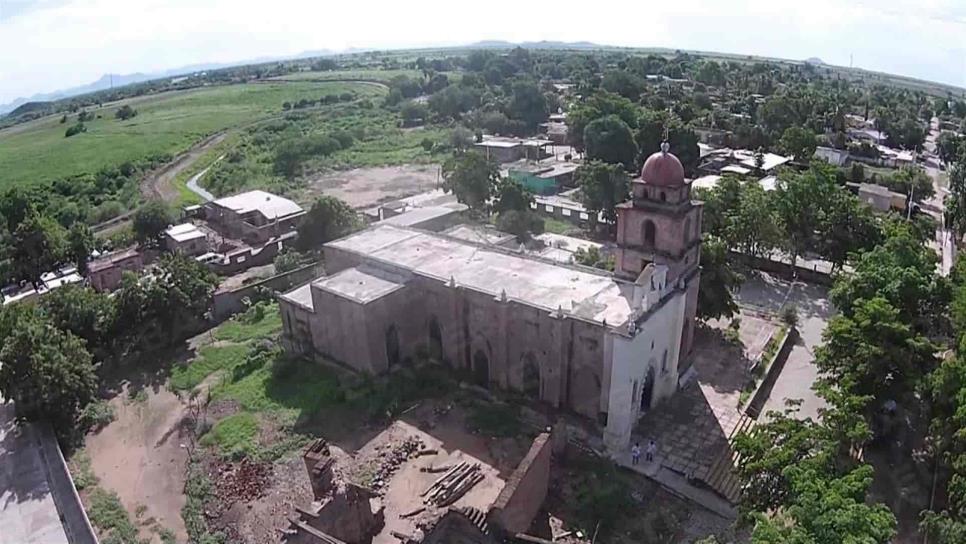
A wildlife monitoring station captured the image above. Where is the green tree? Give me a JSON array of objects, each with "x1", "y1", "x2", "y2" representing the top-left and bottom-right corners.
[
  {"x1": 114, "y1": 105, "x2": 137, "y2": 121},
  {"x1": 829, "y1": 221, "x2": 946, "y2": 328},
  {"x1": 750, "y1": 464, "x2": 896, "y2": 544},
  {"x1": 506, "y1": 78, "x2": 548, "y2": 129},
  {"x1": 723, "y1": 180, "x2": 782, "y2": 258},
  {"x1": 442, "y1": 152, "x2": 500, "y2": 215},
  {"x1": 600, "y1": 70, "x2": 645, "y2": 100},
  {"x1": 132, "y1": 200, "x2": 172, "y2": 247},
  {"x1": 11, "y1": 212, "x2": 67, "y2": 289},
  {"x1": 636, "y1": 109, "x2": 700, "y2": 174},
  {"x1": 295, "y1": 196, "x2": 359, "y2": 250},
  {"x1": 575, "y1": 161, "x2": 629, "y2": 227},
  {"x1": 567, "y1": 91, "x2": 639, "y2": 151},
  {"x1": 815, "y1": 296, "x2": 935, "y2": 403},
  {"x1": 399, "y1": 100, "x2": 428, "y2": 125},
  {"x1": 697, "y1": 236, "x2": 741, "y2": 320},
  {"x1": 779, "y1": 126, "x2": 818, "y2": 162},
  {"x1": 493, "y1": 179, "x2": 533, "y2": 215},
  {"x1": 495, "y1": 210, "x2": 545, "y2": 243},
  {"x1": 817, "y1": 191, "x2": 882, "y2": 271},
  {"x1": 273, "y1": 249, "x2": 303, "y2": 273},
  {"x1": 40, "y1": 285, "x2": 116, "y2": 362},
  {"x1": 0, "y1": 311, "x2": 96, "y2": 431},
  {"x1": 772, "y1": 165, "x2": 837, "y2": 268},
  {"x1": 584, "y1": 115, "x2": 638, "y2": 170},
  {"x1": 67, "y1": 222, "x2": 95, "y2": 274}
]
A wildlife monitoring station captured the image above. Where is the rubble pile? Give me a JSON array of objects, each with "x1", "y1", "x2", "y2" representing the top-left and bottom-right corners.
[
  {"x1": 212, "y1": 457, "x2": 272, "y2": 502},
  {"x1": 369, "y1": 435, "x2": 426, "y2": 492}
]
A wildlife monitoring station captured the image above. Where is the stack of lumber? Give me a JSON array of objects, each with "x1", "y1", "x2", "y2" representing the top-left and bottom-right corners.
[{"x1": 420, "y1": 461, "x2": 484, "y2": 507}]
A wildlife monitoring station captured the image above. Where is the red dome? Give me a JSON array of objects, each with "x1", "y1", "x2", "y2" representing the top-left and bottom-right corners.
[{"x1": 640, "y1": 146, "x2": 685, "y2": 187}]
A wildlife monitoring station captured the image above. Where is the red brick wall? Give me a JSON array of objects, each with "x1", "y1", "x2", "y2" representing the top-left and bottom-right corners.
[{"x1": 489, "y1": 432, "x2": 552, "y2": 534}]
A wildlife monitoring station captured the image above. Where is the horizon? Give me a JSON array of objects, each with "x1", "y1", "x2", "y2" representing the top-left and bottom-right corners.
[{"x1": 1, "y1": 0, "x2": 965, "y2": 104}]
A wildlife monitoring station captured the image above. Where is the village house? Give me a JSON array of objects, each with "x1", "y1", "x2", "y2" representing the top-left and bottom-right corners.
[
  {"x1": 279, "y1": 145, "x2": 702, "y2": 452},
  {"x1": 202, "y1": 190, "x2": 304, "y2": 244},
  {"x1": 163, "y1": 223, "x2": 208, "y2": 256},
  {"x1": 87, "y1": 248, "x2": 144, "y2": 292}
]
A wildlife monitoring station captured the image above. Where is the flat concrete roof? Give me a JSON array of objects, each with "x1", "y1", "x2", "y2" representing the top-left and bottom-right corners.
[
  {"x1": 312, "y1": 267, "x2": 405, "y2": 304},
  {"x1": 376, "y1": 204, "x2": 466, "y2": 229},
  {"x1": 443, "y1": 224, "x2": 516, "y2": 246},
  {"x1": 328, "y1": 225, "x2": 637, "y2": 325},
  {"x1": 0, "y1": 403, "x2": 69, "y2": 544},
  {"x1": 210, "y1": 190, "x2": 303, "y2": 220},
  {"x1": 165, "y1": 223, "x2": 206, "y2": 242},
  {"x1": 280, "y1": 283, "x2": 314, "y2": 311}
]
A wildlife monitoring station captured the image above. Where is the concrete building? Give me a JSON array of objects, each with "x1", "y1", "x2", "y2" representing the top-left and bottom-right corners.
[
  {"x1": 203, "y1": 190, "x2": 304, "y2": 244},
  {"x1": 474, "y1": 136, "x2": 552, "y2": 163},
  {"x1": 814, "y1": 146, "x2": 850, "y2": 167},
  {"x1": 849, "y1": 182, "x2": 908, "y2": 213},
  {"x1": 163, "y1": 223, "x2": 208, "y2": 256},
  {"x1": 87, "y1": 249, "x2": 144, "y2": 292},
  {"x1": 279, "y1": 146, "x2": 702, "y2": 452}
]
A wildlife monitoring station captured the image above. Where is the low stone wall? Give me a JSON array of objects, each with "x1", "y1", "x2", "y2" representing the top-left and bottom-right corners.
[
  {"x1": 488, "y1": 432, "x2": 552, "y2": 535},
  {"x1": 212, "y1": 262, "x2": 323, "y2": 321},
  {"x1": 37, "y1": 423, "x2": 99, "y2": 544},
  {"x1": 731, "y1": 252, "x2": 834, "y2": 286},
  {"x1": 745, "y1": 327, "x2": 798, "y2": 419}
]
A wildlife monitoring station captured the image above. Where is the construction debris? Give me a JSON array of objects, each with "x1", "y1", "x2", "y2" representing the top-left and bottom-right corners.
[
  {"x1": 211, "y1": 456, "x2": 272, "y2": 503},
  {"x1": 421, "y1": 461, "x2": 484, "y2": 506},
  {"x1": 370, "y1": 435, "x2": 425, "y2": 492}
]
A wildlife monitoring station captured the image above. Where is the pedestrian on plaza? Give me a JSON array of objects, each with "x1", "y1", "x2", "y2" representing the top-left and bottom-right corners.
[
  {"x1": 631, "y1": 442, "x2": 641, "y2": 465},
  {"x1": 646, "y1": 439, "x2": 657, "y2": 462}
]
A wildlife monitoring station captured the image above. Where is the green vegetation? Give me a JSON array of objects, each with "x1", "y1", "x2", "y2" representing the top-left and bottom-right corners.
[
  {"x1": 0, "y1": 82, "x2": 360, "y2": 189},
  {"x1": 87, "y1": 487, "x2": 142, "y2": 544},
  {"x1": 182, "y1": 457, "x2": 226, "y2": 544},
  {"x1": 465, "y1": 402, "x2": 522, "y2": 437},
  {"x1": 212, "y1": 302, "x2": 282, "y2": 343},
  {"x1": 68, "y1": 449, "x2": 99, "y2": 490},
  {"x1": 169, "y1": 344, "x2": 252, "y2": 391},
  {"x1": 200, "y1": 412, "x2": 260, "y2": 458}
]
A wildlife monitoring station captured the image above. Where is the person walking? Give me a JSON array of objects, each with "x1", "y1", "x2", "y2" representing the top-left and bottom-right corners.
[
  {"x1": 631, "y1": 442, "x2": 642, "y2": 465},
  {"x1": 646, "y1": 439, "x2": 657, "y2": 462}
]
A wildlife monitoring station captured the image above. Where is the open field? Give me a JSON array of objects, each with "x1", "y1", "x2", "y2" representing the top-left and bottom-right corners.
[
  {"x1": 270, "y1": 69, "x2": 420, "y2": 82},
  {"x1": 0, "y1": 81, "x2": 384, "y2": 189}
]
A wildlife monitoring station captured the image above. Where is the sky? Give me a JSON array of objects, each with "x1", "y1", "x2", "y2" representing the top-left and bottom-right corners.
[{"x1": 0, "y1": 0, "x2": 965, "y2": 104}]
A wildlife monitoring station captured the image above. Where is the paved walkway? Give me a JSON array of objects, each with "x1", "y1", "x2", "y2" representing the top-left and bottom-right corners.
[
  {"x1": 0, "y1": 403, "x2": 69, "y2": 544},
  {"x1": 737, "y1": 272, "x2": 832, "y2": 421},
  {"x1": 185, "y1": 165, "x2": 216, "y2": 202}
]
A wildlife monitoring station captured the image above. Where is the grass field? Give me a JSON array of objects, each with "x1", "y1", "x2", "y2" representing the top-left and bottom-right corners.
[
  {"x1": 0, "y1": 81, "x2": 385, "y2": 189},
  {"x1": 271, "y1": 69, "x2": 420, "y2": 82}
]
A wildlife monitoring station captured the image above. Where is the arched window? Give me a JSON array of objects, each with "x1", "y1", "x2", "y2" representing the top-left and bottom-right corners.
[
  {"x1": 473, "y1": 349, "x2": 490, "y2": 388},
  {"x1": 661, "y1": 349, "x2": 668, "y2": 373},
  {"x1": 642, "y1": 220, "x2": 656, "y2": 248},
  {"x1": 659, "y1": 191, "x2": 667, "y2": 202},
  {"x1": 683, "y1": 217, "x2": 692, "y2": 245}
]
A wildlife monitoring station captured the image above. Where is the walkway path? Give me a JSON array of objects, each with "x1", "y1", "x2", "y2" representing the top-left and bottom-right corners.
[
  {"x1": 0, "y1": 402, "x2": 69, "y2": 544},
  {"x1": 185, "y1": 163, "x2": 217, "y2": 202},
  {"x1": 738, "y1": 272, "x2": 833, "y2": 420}
]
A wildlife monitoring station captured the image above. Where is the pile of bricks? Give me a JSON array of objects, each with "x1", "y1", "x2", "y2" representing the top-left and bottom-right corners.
[{"x1": 370, "y1": 436, "x2": 425, "y2": 492}]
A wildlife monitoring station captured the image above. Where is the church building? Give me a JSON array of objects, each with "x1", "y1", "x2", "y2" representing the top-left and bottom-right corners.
[{"x1": 278, "y1": 145, "x2": 702, "y2": 451}]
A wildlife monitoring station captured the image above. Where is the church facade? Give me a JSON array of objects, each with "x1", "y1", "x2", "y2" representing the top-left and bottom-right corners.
[{"x1": 278, "y1": 146, "x2": 702, "y2": 451}]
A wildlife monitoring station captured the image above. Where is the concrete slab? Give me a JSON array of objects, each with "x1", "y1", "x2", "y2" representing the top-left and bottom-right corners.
[{"x1": 0, "y1": 403, "x2": 69, "y2": 544}]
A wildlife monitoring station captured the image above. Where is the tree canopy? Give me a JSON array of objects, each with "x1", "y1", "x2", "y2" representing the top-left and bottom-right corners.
[
  {"x1": 296, "y1": 196, "x2": 359, "y2": 250},
  {"x1": 442, "y1": 152, "x2": 501, "y2": 215},
  {"x1": 575, "y1": 161, "x2": 629, "y2": 226}
]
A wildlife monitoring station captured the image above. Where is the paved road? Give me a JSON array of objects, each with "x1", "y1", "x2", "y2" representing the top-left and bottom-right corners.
[
  {"x1": 0, "y1": 402, "x2": 69, "y2": 544},
  {"x1": 186, "y1": 164, "x2": 216, "y2": 202},
  {"x1": 735, "y1": 272, "x2": 832, "y2": 421}
]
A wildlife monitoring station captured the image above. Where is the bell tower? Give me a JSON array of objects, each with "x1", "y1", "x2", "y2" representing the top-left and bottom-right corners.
[{"x1": 615, "y1": 143, "x2": 703, "y2": 362}]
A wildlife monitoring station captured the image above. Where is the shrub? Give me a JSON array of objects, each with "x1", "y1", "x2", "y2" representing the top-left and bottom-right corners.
[
  {"x1": 65, "y1": 122, "x2": 87, "y2": 138},
  {"x1": 780, "y1": 303, "x2": 799, "y2": 328},
  {"x1": 78, "y1": 400, "x2": 116, "y2": 432}
]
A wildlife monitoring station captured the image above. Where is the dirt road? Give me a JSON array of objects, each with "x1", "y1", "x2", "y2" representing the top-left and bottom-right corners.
[{"x1": 141, "y1": 131, "x2": 228, "y2": 201}]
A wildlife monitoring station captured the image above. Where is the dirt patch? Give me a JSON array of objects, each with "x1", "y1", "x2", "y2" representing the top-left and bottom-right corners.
[
  {"x1": 303, "y1": 164, "x2": 442, "y2": 209},
  {"x1": 84, "y1": 385, "x2": 192, "y2": 542},
  {"x1": 219, "y1": 454, "x2": 314, "y2": 544}
]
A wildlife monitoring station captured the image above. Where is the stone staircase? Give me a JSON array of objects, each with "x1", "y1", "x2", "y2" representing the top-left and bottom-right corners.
[{"x1": 702, "y1": 413, "x2": 755, "y2": 503}]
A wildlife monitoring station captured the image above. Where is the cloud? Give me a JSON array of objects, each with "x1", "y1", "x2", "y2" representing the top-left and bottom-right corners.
[{"x1": 1, "y1": 0, "x2": 964, "y2": 103}]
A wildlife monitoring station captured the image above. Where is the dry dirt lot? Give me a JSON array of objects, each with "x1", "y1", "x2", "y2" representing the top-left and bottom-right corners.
[
  {"x1": 302, "y1": 164, "x2": 442, "y2": 209},
  {"x1": 84, "y1": 384, "x2": 191, "y2": 542}
]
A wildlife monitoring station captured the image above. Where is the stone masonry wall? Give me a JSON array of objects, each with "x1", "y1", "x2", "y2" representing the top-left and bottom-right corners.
[{"x1": 488, "y1": 432, "x2": 552, "y2": 535}]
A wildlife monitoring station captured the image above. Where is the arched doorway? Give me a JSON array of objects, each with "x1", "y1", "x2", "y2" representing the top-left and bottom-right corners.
[
  {"x1": 642, "y1": 220, "x2": 656, "y2": 248},
  {"x1": 522, "y1": 352, "x2": 540, "y2": 399},
  {"x1": 428, "y1": 316, "x2": 443, "y2": 361},
  {"x1": 385, "y1": 325, "x2": 400, "y2": 369},
  {"x1": 640, "y1": 366, "x2": 655, "y2": 412},
  {"x1": 472, "y1": 349, "x2": 490, "y2": 388}
]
